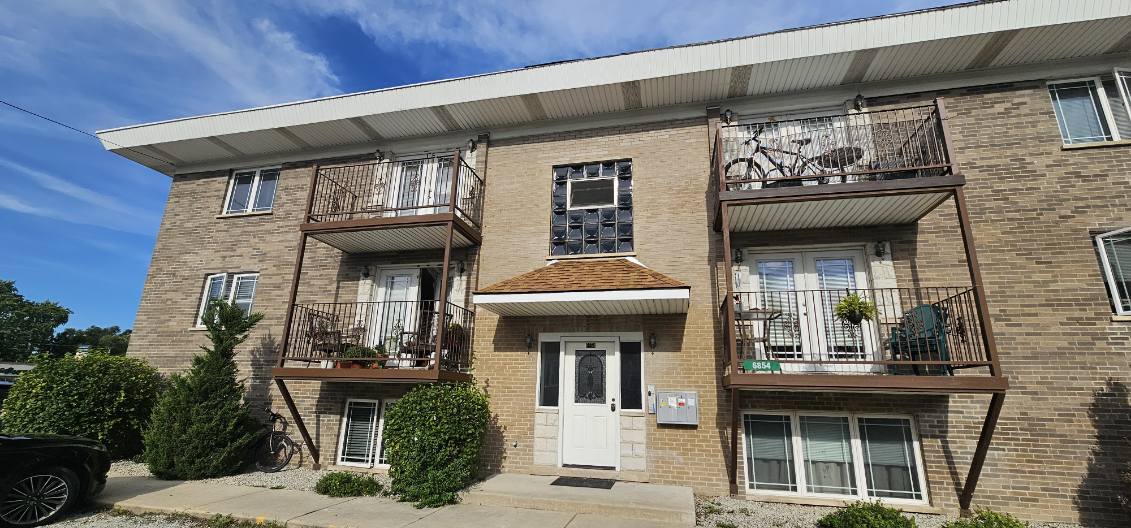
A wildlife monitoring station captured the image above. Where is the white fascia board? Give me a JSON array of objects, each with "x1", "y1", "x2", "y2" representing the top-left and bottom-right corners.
[
  {"x1": 95, "y1": 0, "x2": 1131, "y2": 149},
  {"x1": 474, "y1": 288, "x2": 690, "y2": 306}
]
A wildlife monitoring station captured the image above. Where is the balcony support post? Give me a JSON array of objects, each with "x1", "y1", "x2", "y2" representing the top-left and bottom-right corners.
[
  {"x1": 959, "y1": 392, "x2": 1005, "y2": 511},
  {"x1": 936, "y1": 98, "x2": 956, "y2": 171},
  {"x1": 953, "y1": 188, "x2": 1002, "y2": 377},
  {"x1": 278, "y1": 164, "x2": 320, "y2": 368},
  {"x1": 275, "y1": 379, "x2": 320, "y2": 469},
  {"x1": 720, "y1": 204, "x2": 739, "y2": 374},
  {"x1": 432, "y1": 151, "x2": 461, "y2": 369}
]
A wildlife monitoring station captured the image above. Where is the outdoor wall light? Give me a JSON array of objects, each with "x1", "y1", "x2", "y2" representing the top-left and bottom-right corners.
[
  {"x1": 457, "y1": 260, "x2": 466, "y2": 275},
  {"x1": 374, "y1": 149, "x2": 384, "y2": 161},
  {"x1": 525, "y1": 333, "x2": 535, "y2": 350},
  {"x1": 467, "y1": 138, "x2": 477, "y2": 152},
  {"x1": 733, "y1": 248, "x2": 744, "y2": 264},
  {"x1": 648, "y1": 332, "x2": 658, "y2": 350},
  {"x1": 853, "y1": 93, "x2": 866, "y2": 111},
  {"x1": 874, "y1": 241, "x2": 887, "y2": 258},
  {"x1": 722, "y1": 109, "x2": 735, "y2": 124}
]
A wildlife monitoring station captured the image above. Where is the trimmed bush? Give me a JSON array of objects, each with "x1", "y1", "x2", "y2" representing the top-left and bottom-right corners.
[
  {"x1": 384, "y1": 382, "x2": 490, "y2": 507},
  {"x1": 314, "y1": 471, "x2": 383, "y2": 497},
  {"x1": 942, "y1": 510, "x2": 1028, "y2": 528},
  {"x1": 816, "y1": 501, "x2": 916, "y2": 528},
  {"x1": 142, "y1": 300, "x2": 262, "y2": 479},
  {"x1": 0, "y1": 352, "x2": 159, "y2": 458}
]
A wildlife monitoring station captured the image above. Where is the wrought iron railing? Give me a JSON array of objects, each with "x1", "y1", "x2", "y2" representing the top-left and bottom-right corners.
[
  {"x1": 280, "y1": 301, "x2": 473, "y2": 372},
  {"x1": 308, "y1": 152, "x2": 484, "y2": 228},
  {"x1": 724, "y1": 286, "x2": 989, "y2": 375},
  {"x1": 717, "y1": 103, "x2": 952, "y2": 191}
]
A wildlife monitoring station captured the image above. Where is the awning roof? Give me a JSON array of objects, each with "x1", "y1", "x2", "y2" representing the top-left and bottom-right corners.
[
  {"x1": 474, "y1": 258, "x2": 690, "y2": 316},
  {"x1": 97, "y1": 0, "x2": 1131, "y2": 175}
]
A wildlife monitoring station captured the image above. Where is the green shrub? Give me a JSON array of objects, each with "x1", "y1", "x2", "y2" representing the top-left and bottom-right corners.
[
  {"x1": 0, "y1": 352, "x2": 159, "y2": 458},
  {"x1": 384, "y1": 382, "x2": 490, "y2": 507},
  {"x1": 942, "y1": 510, "x2": 1028, "y2": 528},
  {"x1": 142, "y1": 300, "x2": 262, "y2": 479},
  {"x1": 314, "y1": 471, "x2": 383, "y2": 497},
  {"x1": 816, "y1": 501, "x2": 916, "y2": 528}
]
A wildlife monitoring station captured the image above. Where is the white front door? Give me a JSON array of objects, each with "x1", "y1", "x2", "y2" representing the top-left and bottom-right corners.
[
  {"x1": 369, "y1": 268, "x2": 420, "y2": 366},
  {"x1": 747, "y1": 249, "x2": 876, "y2": 372},
  {"x1": 561, "y1": 340, "x2": 619, "y2": 468}
]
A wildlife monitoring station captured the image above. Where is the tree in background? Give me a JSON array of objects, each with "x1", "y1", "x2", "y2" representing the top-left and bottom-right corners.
[
  {"x1": 142, "y1": 299, "x2": 263, "y2": 479},
  {"x1": 0, "y1": 280, "x2": 70, "y2": 362},
  {"x1": 50, "y1": 326, "x2": 132, "y2": 356}
]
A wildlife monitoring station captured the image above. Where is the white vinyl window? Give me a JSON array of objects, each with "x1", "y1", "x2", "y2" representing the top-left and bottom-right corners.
[
  {"x1": 337, "y1": 398, "x2": 398, "y2": 468},
  {"x1": 743, "y1": 412, "x2": 928, "y2": 504},
  {"x1": 195, "y1": 272, "x2": 259, "y2": 326},
  {"x1": 1097, "y1": 227, "x2": 1131, "y2": 315},
  {"x1": 1048, "y1": 73, "x2": 1131, "y2": 145},
  {"x1": 223, "y1": 167, "x2": 280, "y2": 214}
]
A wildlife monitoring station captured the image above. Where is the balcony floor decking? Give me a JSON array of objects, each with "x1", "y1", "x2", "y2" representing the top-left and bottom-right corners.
[
  {"x1": 272, "y1": 366, "x2": 471, "y2": 383},
  {"x1": 724, "y1": 371, "x2": 1008, "y2": 394},
  {"x1": 301, "y1": 212, "x2": 480, "y2": 253}
]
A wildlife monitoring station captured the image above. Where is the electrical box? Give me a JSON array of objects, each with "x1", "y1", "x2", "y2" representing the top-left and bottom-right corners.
[{"x1": 655, "y1": 390, "x2": 698, "y2": 425}]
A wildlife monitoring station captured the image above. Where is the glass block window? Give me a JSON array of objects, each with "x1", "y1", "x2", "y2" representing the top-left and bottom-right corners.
[{"x1": 550, "y1": 160, "x2": 633, "y2": 256}]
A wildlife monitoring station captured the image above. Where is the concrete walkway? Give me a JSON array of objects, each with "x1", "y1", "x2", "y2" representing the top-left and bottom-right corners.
[{"x1": 96, "y1": 476, "x2": 693, "y2": 528}]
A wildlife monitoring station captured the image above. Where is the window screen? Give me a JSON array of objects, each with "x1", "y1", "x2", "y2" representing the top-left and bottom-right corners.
[
  {"x1": 1048, "y1": 80, "x2": 1113, "y2": 144},
  {"x1": 1097, "y1": 228, "x2": 1131, "y2": 315},
  {"x1": 538, "y1": 342, "x2": 560, "y2": 407},
  {"x1": 858, "y1": 418, "x2": 923, "y2": 500},
  {"x1": 550, "y1": 160, "x2": 633, "y2": 255},
  {"x1": 620, "y1": 341, "x2": 642, "y2": 410},
  {"x1": 339, "y1": 400, "x2": 378, "y2": 466},
  {"x1": 745, "y1": 414, "x2": 797, "y2": 492}
]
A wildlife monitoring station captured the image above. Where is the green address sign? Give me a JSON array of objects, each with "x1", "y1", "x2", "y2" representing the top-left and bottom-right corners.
[{"x1": 742, "y1": 359, "x2": 782, "y2": 373}]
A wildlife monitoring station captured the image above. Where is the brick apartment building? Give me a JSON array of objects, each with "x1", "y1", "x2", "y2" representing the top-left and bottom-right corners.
[{"x1": 98, "y1": 1, "x2": 1131, "y2": 525}]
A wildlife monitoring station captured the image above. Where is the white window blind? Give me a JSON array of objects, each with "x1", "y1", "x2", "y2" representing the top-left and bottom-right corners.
[
  {"x1": 231, "y1": 274, "x2": 258, "y2": 316},
  {"x1": 338, "y1": 400, "x2": 379, "y2": 466},
  {"x1": 1097, "y1": 227, "x2": 1131, "y2": 315},
  {"x1": 800, "y1": 416, "x2": 856, "y2": 495},
  {"x1": 744, "y1": 414, "x2": 796, "y2": 492},
  {"x1": 196, "y1": 274, "x2": 227, "y2": 326}
]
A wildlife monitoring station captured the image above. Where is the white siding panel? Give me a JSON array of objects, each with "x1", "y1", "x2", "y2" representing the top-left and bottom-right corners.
[
  {"x1": 217, "y1": 129, "x2": 297, "y2": 155},
  {"x1": 539, "y1": 84, "x2": 624, "y2": 119},
  {"x1": 477, "y1": 298, "x2": 690, "y2": 317},
  {"x1": 727, "y1": 192, "x2": 950, "y2": 231},
  {"x1": 865, "y1": 34, "x2": 994, "y2": 82},
  {"x1": 159, "y1": 138, "x2": 234, "y2": 163},
  {"x1": 364, "y1": 109, "x2": 448, "y2": 138},
  {"x1": 992, "y1": 17, "x2": 1131, "y2": 67},
  {"x1": 287, "y1": 120, "x2": 371, "y2": 147},
  {"x1": 445, "y1": 95, "x2": 530, "y2": 128},
  {"x1": 312, "y1": 226, "x2": 473, "y2": 254},
  {"x1": 639, "y1": 70, "x2": 730, "y2": 108}
]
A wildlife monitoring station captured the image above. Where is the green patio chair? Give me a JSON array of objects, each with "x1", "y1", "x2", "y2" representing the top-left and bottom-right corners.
[{"x1": 887, "y1": 304, "x2": 953, "y2": 376}]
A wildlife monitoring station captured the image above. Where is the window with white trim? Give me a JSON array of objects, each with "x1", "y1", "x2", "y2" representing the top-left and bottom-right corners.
[
  {"x1": 1048, "y1": 72, "x2": 1131, "y2": 145},
  {"x1": 195, "y1": 272, "x2": 259, "y2": 326},
  {"x1": 743, "y1": 412, "x2": 927, "y2": 503},
  {"x1": 337, "y1": 398, "x2": 398, "y2": 468},
  {"x1": 223, "y1": 167, "x2": 279, "y2": 214},
  {"x1": 1096, "y1": 227, "x2": 1131, "y2": 315}
]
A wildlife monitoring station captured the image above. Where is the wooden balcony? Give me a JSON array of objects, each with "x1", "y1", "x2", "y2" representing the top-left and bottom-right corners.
[
  {"x1": 720, "y1": 286, "x2": 1007, "y2": 394},
  {"x1": 273, "y1": 300, "x2": 473, "y2": 383},
  {"x1": 302, "y1": 152, "x2": 483, "y2": 253},
  {"x1": 713, "y1": 101, "x2": 962, "y2": 232}
]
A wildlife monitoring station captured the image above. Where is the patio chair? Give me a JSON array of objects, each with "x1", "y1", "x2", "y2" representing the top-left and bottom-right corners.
[{"x1": 887, "y1": 304, "x2": 953, "y2": 376}]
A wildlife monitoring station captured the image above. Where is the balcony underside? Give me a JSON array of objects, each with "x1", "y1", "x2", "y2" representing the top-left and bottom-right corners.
[
  {"x1": 272, "y1": 366, "x2": 471, "y2": 383},
  {"x1": 719, "y1": 175, "x2": 963, "y2": 231},
  {"x1": 724, "y1": 372, "x2": 1008, "y2": 394},
  {"x1": 302, "y1": 213, "x2": 479, "y2": 253}
]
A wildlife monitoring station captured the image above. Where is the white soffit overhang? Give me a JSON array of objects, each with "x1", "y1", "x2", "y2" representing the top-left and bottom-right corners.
[
  {"x1": 96, "y1": 0, "x2": 1131, "y2": 174},
  {"x1": 474, "y1": 288, "x2": 691, "y2": 317}
]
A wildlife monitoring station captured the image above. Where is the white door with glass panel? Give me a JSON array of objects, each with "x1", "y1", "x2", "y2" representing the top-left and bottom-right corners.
[
  {"x1": 561, "y1": 340, "x2": 619, "y2": 468},
  {"x1": 745, "y1": 250, "x2": 876, "y2": 372},
  {"x1": 385, "y1": 156, "x2": 452, "y2": 216},
  {"x1": 369, "y1": 269, "x2": 420, "y2": 367}
]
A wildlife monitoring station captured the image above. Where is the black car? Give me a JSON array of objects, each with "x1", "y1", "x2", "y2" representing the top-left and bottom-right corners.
[{"x1": 0, "y1": 434, "x2": 110, "y2": 527}]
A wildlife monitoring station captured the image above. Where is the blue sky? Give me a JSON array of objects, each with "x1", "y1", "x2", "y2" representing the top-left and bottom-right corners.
[{"x1": 0, "y1": 0, "x2": 954, "y2": 330}]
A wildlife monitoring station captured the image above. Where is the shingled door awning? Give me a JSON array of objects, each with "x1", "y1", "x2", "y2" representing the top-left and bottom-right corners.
[{"x1": 473, "y1": 258, "x2": 690, "y2": 316}]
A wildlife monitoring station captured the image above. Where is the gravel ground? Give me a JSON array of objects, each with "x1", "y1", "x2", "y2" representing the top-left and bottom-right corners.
[
  {"x1": 695, "y1": 496, "x2": 1084, "y2": 528},
  {"x1": 108, "y1": 460, "x2": 358, "y2": 492},
  {"x1": 54, "y1": 509, "x2": 203, "y2": 528}
]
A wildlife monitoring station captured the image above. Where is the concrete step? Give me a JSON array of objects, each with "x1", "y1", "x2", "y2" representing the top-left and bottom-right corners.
[{"x1": 464, "y1": 473, "x2": 695, "y2": 527}]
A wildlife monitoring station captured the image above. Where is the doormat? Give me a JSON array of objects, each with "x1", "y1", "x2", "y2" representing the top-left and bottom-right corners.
[{"x1": 550, "y1": 476, "x2": 616, "y2": 489}]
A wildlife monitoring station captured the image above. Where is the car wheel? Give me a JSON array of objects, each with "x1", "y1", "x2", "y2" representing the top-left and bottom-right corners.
[{"x1": 0, "y1": 467, "x2": 80, "y2": 527}]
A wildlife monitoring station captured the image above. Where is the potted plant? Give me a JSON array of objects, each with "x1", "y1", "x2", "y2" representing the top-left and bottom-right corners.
[
  {"x1": 834, "y1": 293, "x2": 878, "y2": 325},
  {"x1": 341, "y1": 345, "x2": 382, "y2": 368}
]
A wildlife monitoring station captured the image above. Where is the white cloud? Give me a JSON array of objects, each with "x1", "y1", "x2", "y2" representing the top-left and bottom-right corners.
[{"x1": 0, "y1": 158, "x2": 157, "y2": 223}]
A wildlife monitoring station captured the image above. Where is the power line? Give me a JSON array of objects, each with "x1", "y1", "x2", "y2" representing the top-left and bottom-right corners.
[{"x1": 0, "y1": 98, "x2": 176, "y2": 167}]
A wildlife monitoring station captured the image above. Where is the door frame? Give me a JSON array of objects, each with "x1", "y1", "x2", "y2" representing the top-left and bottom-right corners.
[{"x1": 540, "y1": 331, "x2": 642, "y2": 470}]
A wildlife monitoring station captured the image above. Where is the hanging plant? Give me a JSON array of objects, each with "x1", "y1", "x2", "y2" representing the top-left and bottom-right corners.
[{"x1": 834, "y1": 293, "x2": 878, "y2": 325}]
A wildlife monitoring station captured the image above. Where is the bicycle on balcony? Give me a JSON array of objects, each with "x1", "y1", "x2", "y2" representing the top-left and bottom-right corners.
[{"x1": 722, "y1": 124, "x2": 864, "y2": 190}]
